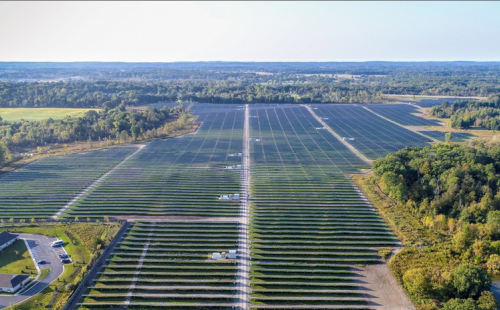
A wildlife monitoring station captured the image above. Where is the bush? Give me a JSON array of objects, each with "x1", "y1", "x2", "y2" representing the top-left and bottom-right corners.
[
  {"x1": 486, "y1": 254, "x2": 500, "y2": 274},
  {"x1": 403, "y1": 268, "x2": 433, "y2": 298},
  {"x1": 451, "y1": 264, "x2": 491, "y2": 299},
  {"x1": 442, "y1": 298, "x2": 479, "y2": 310},
  {"x1": 477, "y1": 291, "x2": 499, "y2": 310}
]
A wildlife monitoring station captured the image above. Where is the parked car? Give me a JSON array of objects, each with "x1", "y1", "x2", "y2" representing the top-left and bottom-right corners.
[
  {"x1": 59, "y1": 253, "x2": 69, "y2": 258},
  {"x1": 37, "y1": 260, "x2": 46, "y2": 264},
  {"x1": 61, "y1": 259, "x2": 71, "y2": 264},
  {"x1": 51, "y1": 240, "x2": 64, "y2": 247}
]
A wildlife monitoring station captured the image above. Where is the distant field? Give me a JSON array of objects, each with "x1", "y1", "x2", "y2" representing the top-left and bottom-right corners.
[{"x1": 0, "y1": 108, "x2": 100, "y2": 122}]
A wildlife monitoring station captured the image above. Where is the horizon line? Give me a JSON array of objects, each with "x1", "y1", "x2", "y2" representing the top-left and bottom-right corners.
[{"x1": 2, "y1": 60, "x2": 500, "y2": 64}]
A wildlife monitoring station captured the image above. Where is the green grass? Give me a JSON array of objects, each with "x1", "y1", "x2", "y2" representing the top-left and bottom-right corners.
[
  {"x1": 0, "y1": 108, "x2": 100, "y2": 122},
  {"x1": 0, "y1": 239, "x2": 36, "y2": 274}
]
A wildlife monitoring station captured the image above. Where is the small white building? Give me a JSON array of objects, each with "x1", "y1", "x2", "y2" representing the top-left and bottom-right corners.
[
  {"x1": 0, "y1": 274, "x2": 30, "y2": 293},
  {"x1": 212, "y1": 250, "x2": 237, "y2": 260},
  {"x1": 219, "y1": 194, "x2": 240, "y2": 201},
  {"x1": 0, "y1": 232, "x2": 19, "y2": 251},
  {"x1": 212, "y1": 252, "x2": 222, "y2": 259}
]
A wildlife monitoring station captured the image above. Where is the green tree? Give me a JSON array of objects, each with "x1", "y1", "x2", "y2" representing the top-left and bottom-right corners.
[
  {"x1": 477, "y1": 291, "x2": 499, "y2": 310},
  {"x1": 130, "y1": 125, "x2": 141, "y2": 140},
  {"x1": 487, "y1": 211, "x2": 500, "y2": 235},
  {"x1": 451, "y1": 264, "x2": 491, "y2": 299},
  {"x1": 445, "y1": 132, "x2": 453, "y2": 143},
  {"x1": 0, "y1": 142, "x2": 11, "y2": 167},
  {"x1": 442, "y1": 298, "x2": 479, "y2": 310},
  {"x1": 486, "y1": 254, "x2": 500, "y2": 274},
  {"x1": 378, "y1": 171, "x2": 407, "y2": 203},
  {"x1": 402, "y1": 268, "x2": 432, "y2": 297}
]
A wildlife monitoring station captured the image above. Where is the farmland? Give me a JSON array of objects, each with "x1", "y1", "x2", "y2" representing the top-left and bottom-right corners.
[
  {"x1": 0, "y1": 147, "x2": 135, "y2": 219},
  {"x1": 0, "y1": 108, "x2": 99, "y2": 122}
]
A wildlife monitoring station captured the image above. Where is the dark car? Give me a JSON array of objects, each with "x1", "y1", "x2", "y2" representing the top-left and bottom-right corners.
[
  {"x1": 37, "y1": 260, "x2": 46, "y2": 264},
  {"x1": 61, "y1": 259, "x2": 71, "y2": 264},
  {"x1": 59, "y1": 253, "x2": 69, "y2": 258}
]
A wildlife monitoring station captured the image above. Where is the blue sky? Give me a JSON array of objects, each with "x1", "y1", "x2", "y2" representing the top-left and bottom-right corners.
[{"x1": 0, "y1": 1, "x2": 499, "y2": 62}]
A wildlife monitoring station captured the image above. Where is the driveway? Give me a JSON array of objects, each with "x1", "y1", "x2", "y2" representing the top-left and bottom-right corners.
[{"x1": 0, "y1": 233, "x2": 67, "y2": 309}]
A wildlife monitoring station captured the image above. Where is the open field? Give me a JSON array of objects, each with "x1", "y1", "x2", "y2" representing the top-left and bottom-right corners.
[{"x1": 0, "y1": 108, "x2": 99, "y2": 122}]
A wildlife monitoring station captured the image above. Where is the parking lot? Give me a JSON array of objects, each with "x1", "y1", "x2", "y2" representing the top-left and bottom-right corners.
[
  {"x1": 24, "y1": 235, "x2": 71, "y2": 269},
  {"x1": 0, "y1": 233, "x2": 69, "y2": 309}
]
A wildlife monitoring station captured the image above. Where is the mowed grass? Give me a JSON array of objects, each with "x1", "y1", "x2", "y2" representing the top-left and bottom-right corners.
[
  {"x1": 0, "y1": 108, "x2": 100, "y2": 122},
  {"x1": 0, "y1": 239, "x2": 36, "y2": 274}
]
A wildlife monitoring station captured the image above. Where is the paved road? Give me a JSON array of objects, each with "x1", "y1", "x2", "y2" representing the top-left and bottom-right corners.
[{"x1": 0, "y1": 234, "x2": 66, "y2": 309}]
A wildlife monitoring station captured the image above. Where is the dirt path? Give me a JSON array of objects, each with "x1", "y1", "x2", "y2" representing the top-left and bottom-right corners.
[
  {"x1": 236, "y1": 104, "x2": 251, "y2": 310},
  {"x1": 350, "y1": 263, "x2": 416, "y2": 310},
  {"x1": 124, "y1": 227, "x2": 153, "y2": 306},
  {"x1": 51, "y1": 145, "x2": 146, "y2": 219},
  {"x1": 303, "y1": 105, "x2": 373, "y2": 165}
]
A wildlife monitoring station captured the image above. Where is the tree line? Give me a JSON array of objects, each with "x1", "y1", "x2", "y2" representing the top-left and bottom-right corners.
[
  {"x1": 430, "y1": 96, "x2": 500, "y2": 130},
  {"x1": 372, "y1": 143, "x2": 500, "y2": 309}
]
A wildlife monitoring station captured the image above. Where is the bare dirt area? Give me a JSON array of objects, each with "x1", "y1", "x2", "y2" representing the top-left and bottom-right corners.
[{"x1": 351, "y1": 263, "x2": 416, "y2": 310}]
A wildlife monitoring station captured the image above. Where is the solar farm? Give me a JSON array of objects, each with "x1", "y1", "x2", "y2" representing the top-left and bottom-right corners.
[
  {"x1": 0, "y1": 147, "x2": 136, "y2": 219},
  {"x1": 310, "y1": 105, "x2": 431, "y2": 160},
  {"x1": 365, "y1": 104, "x2": 441, "y2": 126},
  {"x1": 0, "y1": 102, "x2": 473, "y2": 309}
]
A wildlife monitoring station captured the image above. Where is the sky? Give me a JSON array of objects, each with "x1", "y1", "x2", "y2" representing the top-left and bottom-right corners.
[{"x1": 0, "y1": 1, "x2": 499, "y2": 62}]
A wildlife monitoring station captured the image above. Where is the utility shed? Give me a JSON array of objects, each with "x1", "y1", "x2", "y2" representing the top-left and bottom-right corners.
[
  {"x1": 0, "y1": 274, "x2": 30, "y2": 293},
  {"x1": 0, "y1": 232, "x2": 19, "y2": 251},
  {"x1": 211, "y1": 253, "x2": 222, "y2": 259}
]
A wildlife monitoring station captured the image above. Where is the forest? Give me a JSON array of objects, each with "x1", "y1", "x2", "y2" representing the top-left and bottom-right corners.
[
  {"x1": 372, "y1": 143, "x2": 500, "y2": 309},
  {"x1": 0, "y1": 103, "x2": 191, "y2": 167},
  {"x1": 0, "y1": 62, "x2": 500, "y2": 107},
  {"x1": 430, "y1": 96, "x2": 500, "y2": 130}
]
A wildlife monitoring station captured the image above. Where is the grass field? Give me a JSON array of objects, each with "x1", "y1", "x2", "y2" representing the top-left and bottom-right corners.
[
  {"x1": 0, "y1": 108, "x2": 100, "y2": 122},
  {"x1": 0, "y1": 239, "x2": 36, "y2": 275}
]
